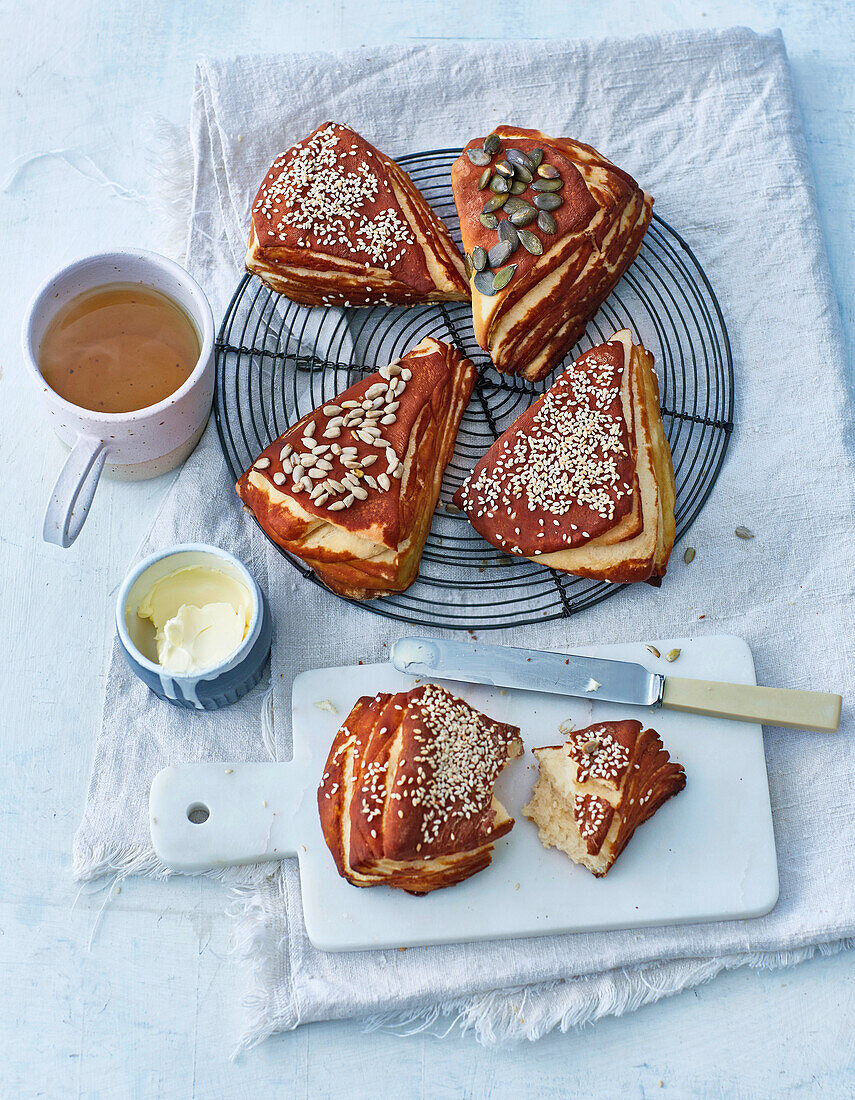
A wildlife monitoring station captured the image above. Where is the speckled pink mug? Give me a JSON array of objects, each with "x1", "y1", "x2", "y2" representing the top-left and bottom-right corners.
[{"x1": 23, "y1": 250, "x2": 215, "y2": 547}]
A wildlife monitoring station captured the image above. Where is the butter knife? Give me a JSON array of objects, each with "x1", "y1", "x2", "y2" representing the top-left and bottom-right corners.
[{"x1": 390, "y1": 637, "x2": 841, "y2": 733}]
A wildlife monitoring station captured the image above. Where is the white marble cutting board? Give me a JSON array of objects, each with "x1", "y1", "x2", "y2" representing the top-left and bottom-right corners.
[{"x1": 149, "y1": 635, "x2": 779, "y2": 952}]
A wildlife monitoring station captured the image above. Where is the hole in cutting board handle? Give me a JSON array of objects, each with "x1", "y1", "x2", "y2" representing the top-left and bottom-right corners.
[{"x1": 187, "y1": 803, "x2": 210, "y2": 824}]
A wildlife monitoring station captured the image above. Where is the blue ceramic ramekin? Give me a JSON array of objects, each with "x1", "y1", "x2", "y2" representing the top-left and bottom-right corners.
[{"x1": 116, "y1": 544, "x2": 272, "y2": 711}]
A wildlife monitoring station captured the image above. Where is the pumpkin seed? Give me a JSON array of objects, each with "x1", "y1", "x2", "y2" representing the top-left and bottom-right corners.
[
  {"x1": 488, "y1": 240, "x2": 512, "y2": 268},
  {"x1": 529, "y1": 148, "x2": 544, "y2": 168},
  {"x1": 509, "y1": 179, "x2": 527, "y2": 195},
  {"x1": 506, "y1": 148, "x2": 533, "y2": 172},
  {"x1": 483, "y1": 133, "x2": 501, "y2": 156},
  {"x1": 467, "y1": 148, "x2": 491, "y2": 167},
  {"x1": 497, "y1": 220, "x2": 520, "y2": 251},
  {"x1": 537, "y1": 163, "x2": 560, "y2": 179},
  {"x1": 503, "y1": 196, "x2": 531, "y2": 216},
  {"x1": 537, "y1": 210, "x2": 557, "y2": 234},
  {"x1": 482, "y1": 193, "x2": 508, "y2": 213},
  {"x1": 531, "y1": 178, "x2": 562, "y2": 192},
  {"x1": 494, "y1": 160, "x2": 514, "y2": 178},
  {"x1": 645, "y1": 645, "x2": 661, "y2": 658},
  {"x1": 477, "y1": 167, "x2": 491, "y2": 190},
  {"x1": 492, "y1": 264, "x2": 516, "y2": 291},
  {"x1": 479, "y1": 211, "x2": 499, "y2": 230},
  {"x1": 509, "y1": 207, "x2": 537, "y2": 227},
  {"x1": 735, "y1": 526, "x2": 754, "y2": 540},
  {"x1": 582, "y1": 738, "x2": 601, "y2": 754},
  {"x1": 533, "y1": 192, "x2": 563, "y2": 211},
  {"x1": 683, "y1": 546, "x2": 696, "y2": 564},
  {"x1": 489, "y1": 175, "x2": 510, "y2": 194},
  {"x1": 473, "y1": 270, "x2": 497, "y2": 296},
  {"x1": 471, "y1": 246, "x2": 488, "y2": 272},
  {"x1": 513, "y1": 163, "x2": 533, "y2": 185},
  {"x1": 665, "y1": 648, "x2": 681, "y2": 663},
  {"x1": 517, "y1": 228, "x2": 542, "y2": 255}
]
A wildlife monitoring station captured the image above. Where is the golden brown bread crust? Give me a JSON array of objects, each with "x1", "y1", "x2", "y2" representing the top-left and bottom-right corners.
[
  {"x1": 246, "y1": 122, "x2": 469, "y2": 306},
  {"x1": 523, "y1": 720, "x2": 686, "y2": 877},
  {"x1": 452, "y1": 126, "x2": 652, "y2": 381},
  {"x1": 318, "y1": 684, "x2": 523, "y2": 895},
  {"x1": 236, "y1": 337, "x2": 476, "y2": 600},
  {"x1": 454, "y1": 330, "x2": 675, "y2": 584}
]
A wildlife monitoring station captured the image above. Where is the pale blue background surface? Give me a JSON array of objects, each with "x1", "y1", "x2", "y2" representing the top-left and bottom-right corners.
[{"x1": 1, "y1": 2, "x2": 853, "y2": 1096}]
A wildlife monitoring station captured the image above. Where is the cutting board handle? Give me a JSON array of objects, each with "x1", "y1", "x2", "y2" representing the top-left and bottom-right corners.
[{"x1": 149, "y1": 759, "x2": 309, "y2": 872}]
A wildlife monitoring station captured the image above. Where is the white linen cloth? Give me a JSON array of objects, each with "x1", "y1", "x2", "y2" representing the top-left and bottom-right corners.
[{"x1": 74, "y1": 27, "x2": 855, "y2": 1050}]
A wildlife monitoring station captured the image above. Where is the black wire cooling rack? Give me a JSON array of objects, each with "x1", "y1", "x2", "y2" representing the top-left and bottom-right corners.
[{"x1": 215, "y1": 148, "x2": 733, "y2": 630}]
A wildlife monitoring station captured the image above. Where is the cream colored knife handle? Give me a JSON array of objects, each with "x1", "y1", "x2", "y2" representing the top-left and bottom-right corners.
[{"x1": 662, "y1": 677, "x2": 841, "y2": 732}]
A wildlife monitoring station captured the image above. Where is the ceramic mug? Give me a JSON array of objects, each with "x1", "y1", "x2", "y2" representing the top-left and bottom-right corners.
[{"x1": 22, "y1": 250, "x2": 215, "y2": 547}]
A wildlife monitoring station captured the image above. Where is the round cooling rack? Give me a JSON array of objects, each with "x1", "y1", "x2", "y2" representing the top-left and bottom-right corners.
[{"x1": 215, "y1": 148, "x2": 733, "y2": 630}]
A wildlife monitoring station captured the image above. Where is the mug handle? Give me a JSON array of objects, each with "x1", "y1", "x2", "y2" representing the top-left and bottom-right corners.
[{"x1": 43, "y1": 434, "x2": 108, "y2": 547}]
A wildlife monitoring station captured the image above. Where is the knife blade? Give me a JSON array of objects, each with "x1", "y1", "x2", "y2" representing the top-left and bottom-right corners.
[
  {"x1": 390, "y1": 637, "x2": 662, "y2": 707},
  {"x1": 390, "y1": 637, "x2": 842, "y2": 732}
]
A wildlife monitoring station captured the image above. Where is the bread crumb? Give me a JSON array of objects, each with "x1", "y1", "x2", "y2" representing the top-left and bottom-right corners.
[{"x1": 314, "y1": 700, "x2": 338, "y2": 714}]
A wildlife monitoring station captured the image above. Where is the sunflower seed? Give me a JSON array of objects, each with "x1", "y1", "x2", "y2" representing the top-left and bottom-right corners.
[
  {"x1": 323, "y1": 404, "x2": 342, "y2": 415},
  {"x1": 330, "y1": 443, "x2": 341, "y2": 455},
  {"x1": 380, "y1": 414, "x2": 396, "y2": 425},
  {"x1": 509, "y1": 207, "x2": 537, "y2": 227},
  {"x1": 308, "y1": 467, "x2": 327, "y2": 479},
  {"x1": 327, "y1": 500, "x2": 346, "y2": 511},
  {"x1": 497, "y1": 220, "x2": 520, "y2": 251},
  {"x1": 378, "y1": 472, "x2": 391, "y2": 491},
  {"x1": 489, "y1": 175, "x2": 510, "y2": 194},
  {"x1": 479, "y1": 211, "x2": 499, "y2": 230},
  {"x1": 272, "y1": 472, "x2": 286, "y2": 485},
  {"x1": 392, "y1": 465, "x2": 403, "y2": 479},
  {"x1": 253, "y1": 457, "x2": 270, "y2": 469},
  {"x1": 324, "y1": 416, "x2": 343, "y2": 427},
  {"x1": 487, "y1": 240, "x2": 512, "y2": 267},
  {"x1": 291, "y1": 480, "x2": 304, "y2": 492},
  {"x1": 473, "y1": 270, "x2": 497, "y2": 295},
  {"x1": 537, "y1": 163, "x2": 560, "y2": 179},
  {"x1": 528, "y1": 148, "x2": 544, "y2": 168},
  {"x1": 645, "y1": 645, "x2": 661, "y2": 658},
  {"x1": 279, "y1": 444, "x2": 293, "y2": 459},
  {"x1": 325, "y1": 479, "x2": 345, "y2": 492},
  {"x1": 483, "y1": 133, "x2": 501, "y2": 155},
  {"x1": 341, "y1": 400, "x2": 359, "y2": 409},
  {"x1": 386, "y1": 363, "x2": 402, "y2": 376},
  {"x1": 342, "y1": 493, "x2": 355, "y2": 507},
  {"x1": 537, "y1": 210, "x2": 557, "y2": 234},
  {"x1": 299, "y1": 453, "x2": 317, "y2": 467},
  {"x1": 467, "y1": 148, "x2": 491, "y2": 166},
  {"x1": 401, "y1": 368, "x2": 412, "y2": 380},
  {"x1": 303, "y1": 421, "x2": 316, "y2": 438},
  {"x1": 506, "y1": 148, "x2": 533, "y2": 172},
  {"x1": 509, "y1": 179, "x2": 527, "y2": 195},
  {"x1": 513, "y1": 163, "x2": 533, "y2": 185},
  {"x1": 477, "y1": 167, "x2": 491, "y2": 191},
  {"x1": 558, "y1": 718, "x2": 575, "y2": 735},
  {"x1": 482, "y1": 193, "x2": 508, "y2": 213},
  {"x1": 494, "y1": 160, "x2": 514, "y2": 178},
  {"x1": 373, "y1": 436, "x2": 391, "y2": 449},
  {"x1": 281, "y1": 458, "x2": 293, "y2": 475},
  {"x1": 314, "y1": 492, "x2": 329, "y2": 506},
  {"x1": 532, "y1": 178, "x2": 562, "y2": 192},
  {"x1": 683, "y1": 547, "x2": 696, "y2": 563},
  {"x1": 312, "y1": 443, "x2": 330, "y2": 454},
  {"x1": 665, "y1": 648, "x2": 681, "y2": 662},
  {"x1": 492, "y1": 264, "x2": 516, "y2": 291},
  {"x1": 364, "y1": 475, "x2": 377, "y2": 489},
  {"x1": 351, "y1": 485, "x2": 368, "y2": 500},
  {"x1": 533, "y1": 192, "x2": 563, "y2": 211},
  {"x1": 735, "y1": 526, "x2": 755, "y2": 540},
  {"x1": 517, "y1": 228, "x2": 543, "y2": 255},
  {"x1": 361, "y1": 455, "x2": 378, "y2": 466},
  {"x1": 316, "y1": 459, "x2": 333, "y2": 472},
  {"x1": 472, "y1": 245, "x2": 488, "y2": 271}
]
